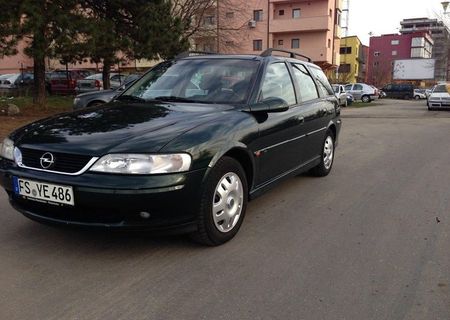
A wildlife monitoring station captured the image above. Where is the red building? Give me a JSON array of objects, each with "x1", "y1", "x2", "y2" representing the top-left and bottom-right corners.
[{"x1": 367, "y1": 32, "x2": 433, "y2": 87}]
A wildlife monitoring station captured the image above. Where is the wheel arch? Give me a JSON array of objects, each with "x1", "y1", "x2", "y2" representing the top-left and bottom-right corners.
[{"x1": 207, "y1": 144, "x2": 255, "y2": 192}]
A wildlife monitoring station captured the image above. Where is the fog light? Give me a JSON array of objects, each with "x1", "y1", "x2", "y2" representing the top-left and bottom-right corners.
[{"x1": 139, "y1": 211, "x2": 151, "y2": 219}]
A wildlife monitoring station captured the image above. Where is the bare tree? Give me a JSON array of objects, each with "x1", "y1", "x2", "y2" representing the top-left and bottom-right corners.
[{"x1": 172, "y1": 0, "x2": 254, "y2": 53}]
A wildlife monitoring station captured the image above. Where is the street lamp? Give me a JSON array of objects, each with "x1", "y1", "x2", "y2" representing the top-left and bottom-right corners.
[{"x1": 442, "y1": 1, "x2": 450, "y2": 14}]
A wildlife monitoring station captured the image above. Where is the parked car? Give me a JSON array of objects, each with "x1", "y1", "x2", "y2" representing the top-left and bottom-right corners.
[
  {"x1": 381, "y1": 83, "x2": 414, "y2": 100},
  {"x1": 73, "y1": 75, "x2": 140, "y2": 110},
  {"x1": 0, "y1": 49, "x2": 341, "y2": 245},
  {"x1": 427, "y1": 84, "x2": 450, "y2": 110},
  {"x1": 0, "y1": 73, "x2": 34, "y2": 96},
  {"x1": 346, "y1": 93, "x2": 354, "y2": 106},
  {"x1": 413, "y1": 89, "x2": 426, "y2": 100},
  {"x1": 75, "y1": 73, "x2": 127, "y2": 93},
  {"x1": 344, "y1": 83, "x2": 378, "y2": 102},
  {"x1": 332, "y1": 84, "x2": 348, "y2": 107},
  {"x1": 47, "y1": 69, "x2": 93, "y2": 95}
]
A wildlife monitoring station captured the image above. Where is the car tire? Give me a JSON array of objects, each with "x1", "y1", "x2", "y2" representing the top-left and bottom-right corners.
[
  {"x1": 414, "y1": 95, "x2": 420, "y2": 100},
  {"x1": 404, "y1": 94, "x2": 410, "y2": 100},
  {"x1": 191, "y1": 156, "x2": 248, "y2": 246},
  {"x1": 310, "y1": 130, "x2": 335, "y2": 177},
  {"x1": 361, "y1": 95, "x2": 371, "y2": 103}
]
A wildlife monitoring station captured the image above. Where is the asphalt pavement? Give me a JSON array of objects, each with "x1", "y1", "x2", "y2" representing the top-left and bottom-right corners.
[{"x1": 1, "y1": 98, "x2": 449, "y2": 320}]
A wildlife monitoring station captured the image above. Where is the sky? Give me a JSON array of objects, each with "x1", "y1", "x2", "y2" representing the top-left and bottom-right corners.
[{"x1": 346, "y1": 0, "x2": 448, "y2": 45}]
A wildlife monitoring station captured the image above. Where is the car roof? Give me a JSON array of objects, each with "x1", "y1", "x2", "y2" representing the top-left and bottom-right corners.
[{"x1": 177, "y1": 51, "x2": 317, "y2": 68}]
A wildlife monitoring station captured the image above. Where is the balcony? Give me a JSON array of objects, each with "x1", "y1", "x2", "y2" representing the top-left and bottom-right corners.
[{"x1": 270, "y1": 15, "x2": 330, "y2": 34}]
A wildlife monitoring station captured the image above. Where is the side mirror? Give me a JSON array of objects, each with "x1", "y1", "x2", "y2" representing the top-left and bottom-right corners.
[{"x1": 243, "y1": 97, "x2": 289, "y2": 113}]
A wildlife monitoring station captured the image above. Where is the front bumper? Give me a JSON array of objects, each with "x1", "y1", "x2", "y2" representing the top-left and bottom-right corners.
[
  {"x1": 0, "y1": 158, "x2": 207, "y2": 232},
  {"x1": 428, "y1": 100, "x2": 450, "y2": 109}
]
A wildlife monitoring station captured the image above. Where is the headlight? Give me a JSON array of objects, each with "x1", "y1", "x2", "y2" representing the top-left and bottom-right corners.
[
  {"x1": 89, "y1": 153, "x2": 192, "y2": 174},
  {"x1": 0, "y1": 138, "x2": 14, "y2": 161}
]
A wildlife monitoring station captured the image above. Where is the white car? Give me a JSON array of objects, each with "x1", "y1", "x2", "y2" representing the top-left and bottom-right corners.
[
  {"x1": 414, "y1": 89, "x2": 426, "y2": 100},
  {"x1": 344, "y1": 83, "x2": 378, "y2": 103},
  {"x1": 332, "y1": 84, "x2": 348, "y2": 107},
  {"x1": 427, "y1": 84, "x2": 450, "y2": 110}
]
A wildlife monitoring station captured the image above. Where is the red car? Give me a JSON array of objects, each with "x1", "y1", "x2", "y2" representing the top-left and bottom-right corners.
[{"x1": 46, "y1": 70, "x2": 93, "y2": 95}]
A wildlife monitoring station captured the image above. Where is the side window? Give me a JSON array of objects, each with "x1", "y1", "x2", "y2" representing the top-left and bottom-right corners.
[
  {"x1": 309, "y1": 66, "x2": 334, "y2": 97},
  {"x1": 353, "y1": 84, "x2": 363, "y2": 91},
  {"x1": 291, "y1": 64, "x2": 319, "y2": 102},
  {"x1": 345, "y1": 84, "x2": 353, "y2": 91},
  {"x1": 260, "y1": 63, "x2": 296, "y2": 105}
]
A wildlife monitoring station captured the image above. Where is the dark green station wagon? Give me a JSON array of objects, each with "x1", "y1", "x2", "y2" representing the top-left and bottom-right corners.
[{"x1": 0, "y1": 49, "x2": 341, "y2": 245}]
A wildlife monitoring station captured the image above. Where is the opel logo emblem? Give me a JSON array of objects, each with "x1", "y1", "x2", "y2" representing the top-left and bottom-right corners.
[{"x1": 40, "y1": 152, "x2": 55, "y2": 169}]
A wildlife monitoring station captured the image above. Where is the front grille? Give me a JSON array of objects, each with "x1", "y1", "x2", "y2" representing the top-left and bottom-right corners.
[{"x1": 20, "y1": 148, "x2": 92, "y2": 174}]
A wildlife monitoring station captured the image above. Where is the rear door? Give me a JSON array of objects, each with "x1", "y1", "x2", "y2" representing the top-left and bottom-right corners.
[{"x1": 298, "y1": 64, "x2": 336, "y2": 162}]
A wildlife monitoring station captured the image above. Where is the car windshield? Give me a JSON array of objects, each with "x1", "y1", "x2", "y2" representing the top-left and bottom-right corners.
[
  {"x1": 332, "y1": 85, "x2": 339, "y2": 93},
  {"x1": 123, "y1": 58, "x2": 260, "y2": 104},
  {"x1": 433, "y1": 85, "x2": 449, "y2": 93},
  {"x1": 85, "y1": 74, "x2": 103, "y2": 80}
]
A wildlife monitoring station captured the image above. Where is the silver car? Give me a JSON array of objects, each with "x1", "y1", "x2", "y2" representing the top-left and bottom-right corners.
[
  {"x1": 75, "y1": 73, "x2": 126, "y2": 93},
  {"x1": 332, "y1": 84, "x2": 348, "y2": 107},
  {"x1": 344, "y1": 83, "x2": 378, "y2": 103}
]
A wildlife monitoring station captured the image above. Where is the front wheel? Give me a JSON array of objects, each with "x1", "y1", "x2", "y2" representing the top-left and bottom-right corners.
[
  {"x1": 414, "y1": 95, "x2": 420, "y2": 100},
  {"x1": 191, "y1": 157, "x2": 248, "y2": 246},
  {"x1": 310, "y1": 131, "x2": 335, "y2": 177}
]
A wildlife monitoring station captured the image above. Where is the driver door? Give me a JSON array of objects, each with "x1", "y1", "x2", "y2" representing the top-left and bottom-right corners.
[{"x1": 252, "y1": 62, "x2": 308, "y2": 185}]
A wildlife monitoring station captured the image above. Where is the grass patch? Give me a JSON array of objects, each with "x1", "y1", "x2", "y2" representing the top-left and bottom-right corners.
[
  {"x1": 348, "y1": 101, "x2": 380, "y2": 108},
  {"x1": 0, "y1": 95, "x2": 73, "y2": 112},
  {"x1": 0, "y1": 95, "x2": 73, "y2": 140}
]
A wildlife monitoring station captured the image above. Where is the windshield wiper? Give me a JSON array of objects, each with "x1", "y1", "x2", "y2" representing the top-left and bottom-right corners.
[
  {"x1": 115, "y1": 95, "x2": 147, "y2": 103},
  {"x1": 153, "y1": 96, "x2": 203, "y2": 103}
]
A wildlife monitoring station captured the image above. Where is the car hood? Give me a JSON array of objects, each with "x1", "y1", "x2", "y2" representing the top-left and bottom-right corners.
[
  {"x1": 13, "y1": 101, "x2": 236, "y2": 156},
  {"x1": 429, "y1": 93, "x2": 450, "y2": 99}
]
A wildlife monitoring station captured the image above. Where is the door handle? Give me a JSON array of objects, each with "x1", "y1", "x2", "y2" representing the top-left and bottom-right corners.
[{"x1": 296, "y1": 116, "x2": 305, "y2": 124}]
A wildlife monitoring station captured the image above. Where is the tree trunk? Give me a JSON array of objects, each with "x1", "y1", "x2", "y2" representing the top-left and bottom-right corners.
[
  {"x1": 102, "y1": 59, "x2": 112, "y2": 90},
  {"x1": 33, "y1": 55, "x2": 46, "y2": 108}
]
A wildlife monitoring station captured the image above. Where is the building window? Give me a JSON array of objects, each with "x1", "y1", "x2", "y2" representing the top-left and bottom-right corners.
[
  {"x1": 278, "y1": 39, "x2": 284, "y2": 46},
  {"x1": 391, "y1": 39, "x2": 399, "y2": 45},
  {"x1": 292, "y1": 9, "x2": 301, "y2": 19},
  {"x1": 338, "y1": 64, "x2": 351, "y2": 73},
  {"x1": 411, "y1": 47, "x2": 426, "y2": 58},
  {"x1": 340, "y1": 47, "x2": 352, "y2": 54},
  {"x1": 203, "y1": 16, "x2": 215, "y2": 25},
  {"x1": 328, "y1": 39, "x2": 331, "y2": 48},
  {"x1": 226, "y1": 12, "x2": 234, "y2": 18},
  {"x1": 374, "y1": 51, "x2": 380, "y2": 57},
  {"x1": 291, "y1": 38, "x2": 300, "y2": 49},
  {"x1": 253, "y1": 10, "x2": 263, "y2": 22},
  {"x1": 374, "y1": 61, "x2": 379, "y2": 66},
  {"x1": 411, "y1": 37, "x2": 425, "y2": 47},
  {"x1": 279, "y1": 10, "x2": 284, "y2": 16},
  {"x1": 392, "y1": 50, "x2": 397, "y2": 56},
  {"x1": 329, "y1": 9, "x2": 332, "y2": 17},
  {"x1": 253, "y1": 39, "x2": 263, "y2": 51},
  {"x1": 225, "y1": 41, "x2": 234, "y2": 46}
]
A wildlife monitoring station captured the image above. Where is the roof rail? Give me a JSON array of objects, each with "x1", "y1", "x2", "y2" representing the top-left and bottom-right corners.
[
  {"x1": 175, "y1": 51, "x2": 216, "y2": 59},
  {"x1": 260, "y1": 48, "x2": 312, "y2": 62}
]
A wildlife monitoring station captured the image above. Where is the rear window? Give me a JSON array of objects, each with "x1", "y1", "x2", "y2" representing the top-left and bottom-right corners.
[{"x1": 309, "y1": 66, "x2": 334, "y2": 96}]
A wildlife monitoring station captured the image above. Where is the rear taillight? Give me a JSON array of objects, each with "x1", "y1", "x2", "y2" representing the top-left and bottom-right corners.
[
  {"x1": 95, "y1": 80, "x2": 101, "y2": 88},
  {"x1": 69, "y1": 79, "x2": 76, "y2": 88}
]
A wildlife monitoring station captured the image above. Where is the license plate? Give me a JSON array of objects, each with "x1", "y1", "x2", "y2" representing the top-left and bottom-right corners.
[{"x1": 13, "y1": 177, "x2": 74, "y2": 206}]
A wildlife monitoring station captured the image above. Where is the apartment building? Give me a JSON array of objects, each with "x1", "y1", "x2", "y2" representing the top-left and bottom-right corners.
[
  {"x1": 367, "y1": 32, "x2": 433, "y2": 87},
  {"x1": 400, "y1": 18, "x2": 450, "y2": 81},
  {"x1": 338, "y1": 35, "x2": 367, "y2": 83},
  {"x1": 193, "y1": 0, "x2": 343, "y2": 70}
]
